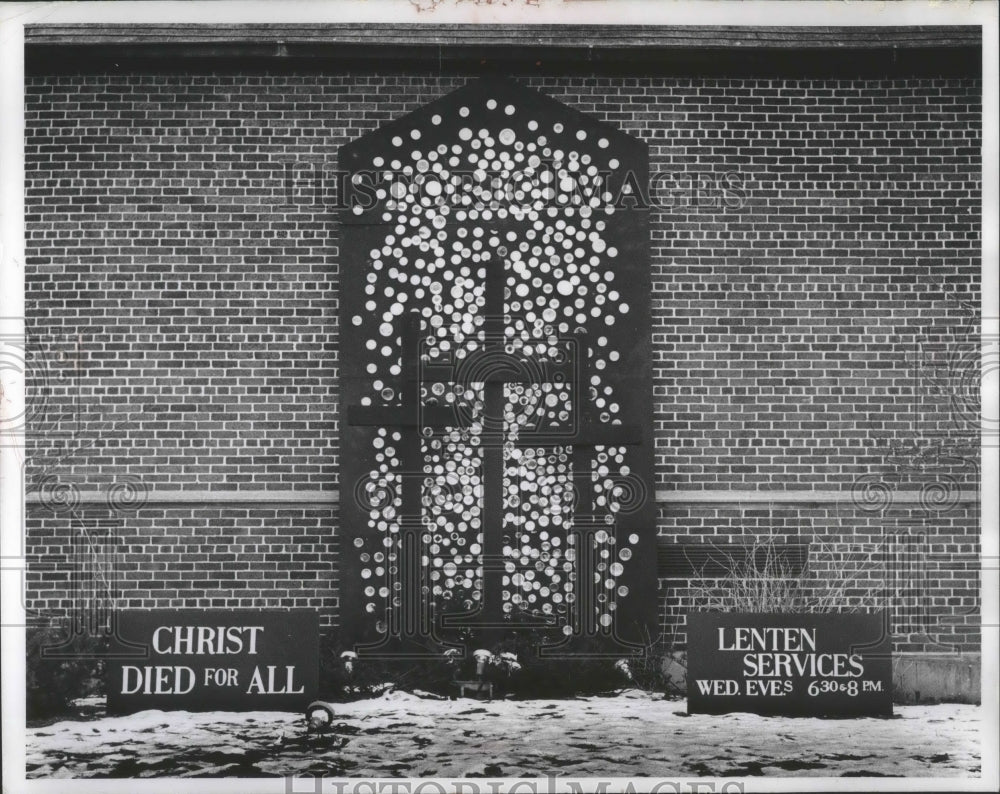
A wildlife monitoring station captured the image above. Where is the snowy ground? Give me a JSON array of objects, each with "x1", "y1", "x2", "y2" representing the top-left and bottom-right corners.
[{"x1": 26, "y1": 690, "x2": 981, "y2": 779}]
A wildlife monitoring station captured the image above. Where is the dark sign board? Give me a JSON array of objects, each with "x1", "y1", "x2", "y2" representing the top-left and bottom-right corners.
[
  {"x1": 106, "y1": 610, "x2": 319, "y2": 715},
  {"x1": 687, "y1": 612, "x2": 892, "y2": 717}
]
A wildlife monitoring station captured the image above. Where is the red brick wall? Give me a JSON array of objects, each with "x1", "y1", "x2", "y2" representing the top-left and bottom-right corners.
[{"x1": 24, "y1": 72, "x2": 982, "y2": 652}]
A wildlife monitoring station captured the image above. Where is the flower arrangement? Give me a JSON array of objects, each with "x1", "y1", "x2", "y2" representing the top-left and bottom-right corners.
[
  {"x1": 494, "y1": 651, "x2": 522, "y2": 676},
  {"x1": 318, "y1": 629, "x2": 677, "y2": 702},
  {"x1": 447, "y1": 648, "x2": 522, "y2": 680},
  {"x1": 614, "y1": 658, "x2": 633, "y2": 682}
]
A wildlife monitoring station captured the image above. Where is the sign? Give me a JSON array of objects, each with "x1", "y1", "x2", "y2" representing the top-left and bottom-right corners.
[
  {"x1": 106, "y1": 610, "x2": 318, "y2": 715},
  {"x1": 686, "y1": 612, "x2": 892, "y2": 717}
]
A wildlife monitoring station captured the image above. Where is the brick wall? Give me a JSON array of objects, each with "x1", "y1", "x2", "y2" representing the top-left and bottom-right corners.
[
  {"x1": 26, "y1": 505, "x2": 340, "y2": 629},
  {"x1": 658, "y1": 503, "x2": 980, "y2": 653},
  {"x1": 24, "y1": 71, "x2": 981, "y2": 652}
]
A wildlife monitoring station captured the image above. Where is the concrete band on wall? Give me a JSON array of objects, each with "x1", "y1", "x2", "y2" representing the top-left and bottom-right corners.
[
  {"x1": 22, "y1": 25, "x2": 983, "y2": 656},
  {"x1": 22, "y1": 489, "x2": 983, "y2": 505}
]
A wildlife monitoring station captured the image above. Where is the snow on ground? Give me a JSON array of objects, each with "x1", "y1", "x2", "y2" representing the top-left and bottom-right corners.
[{"x1": 26, "y1": 690, "x2": 981, "y2": 779}]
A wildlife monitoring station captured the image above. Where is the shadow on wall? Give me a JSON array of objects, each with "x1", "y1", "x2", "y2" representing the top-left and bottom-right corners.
[{"x1": 891, "y1": 654, "x2": 982, "y2": 705}]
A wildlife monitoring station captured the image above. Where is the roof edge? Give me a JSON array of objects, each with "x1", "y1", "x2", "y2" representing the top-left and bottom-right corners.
[
  {"x1": 24, "y1": 23, "x2": 982, "y2": 48},
  {"x1": 24, "y1": 24, "x2": 982, "y2": 78}
]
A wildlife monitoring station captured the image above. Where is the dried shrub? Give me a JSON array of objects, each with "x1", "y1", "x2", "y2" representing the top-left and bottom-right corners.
[
  {"x1": 689, "y1": 535, "x2": 881, "y2": 613},
  {"x1": 26, "y1": 624, "x2": 107, "y2": 721}
]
